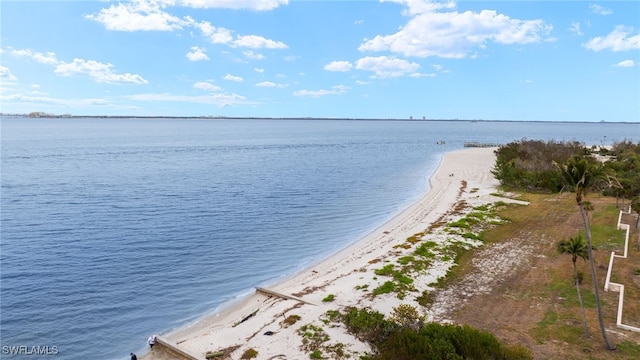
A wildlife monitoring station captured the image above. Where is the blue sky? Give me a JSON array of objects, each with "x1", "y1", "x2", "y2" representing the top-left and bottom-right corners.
[{"x1": 1, "y1": 0, "x2": 639, "y2": 121}]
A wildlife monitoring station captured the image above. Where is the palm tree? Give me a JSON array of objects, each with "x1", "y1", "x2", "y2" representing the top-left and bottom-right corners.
[
  {"x1": 555, "y1": 155, "x2": 617, "y2": 350},
  {"x1": 557, "y1": 234, "x2": 589, "y2": 337}
]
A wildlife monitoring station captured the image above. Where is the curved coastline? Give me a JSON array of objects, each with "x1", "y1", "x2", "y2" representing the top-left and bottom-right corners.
[{"x1": 142, "y1": 147, "x2": 501, "y2": 360}]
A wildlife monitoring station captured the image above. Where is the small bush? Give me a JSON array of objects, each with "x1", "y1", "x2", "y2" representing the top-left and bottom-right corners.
[{"x1": 322, "y1": 294, "x2": 335, "y2": 302}]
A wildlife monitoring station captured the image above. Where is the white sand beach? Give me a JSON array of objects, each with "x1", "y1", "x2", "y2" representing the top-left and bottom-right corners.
[{"x1": 143, "y1": 146, "x2": 507, "y2": 360}]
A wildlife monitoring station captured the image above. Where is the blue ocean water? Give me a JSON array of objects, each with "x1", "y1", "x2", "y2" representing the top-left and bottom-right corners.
[{"x1": 1, "y1": 118, "x2": 638, "y2": 359}]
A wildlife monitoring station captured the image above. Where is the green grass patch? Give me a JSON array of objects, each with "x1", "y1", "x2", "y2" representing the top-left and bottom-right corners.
[
  {"x1": 397, "y1": 255, "x2": 415, "y2": 265},
  {"x1": 374, "y1": 264, "x2": 395, "y2": 276},
  {"x1": 414, "y1": 241, "x2": 437, "y2": 257},
  {"x1": 372, "y1": 281, "x2": 396, "y2": 295},
  {"x1": 617, "y1": 340, "x2": 640, "y2": 358}
]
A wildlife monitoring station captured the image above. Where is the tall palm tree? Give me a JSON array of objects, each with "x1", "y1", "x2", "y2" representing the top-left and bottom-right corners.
[
  {"x1": 557, "y1": 234, "x2": 589, "y2": 337},
  {"x1": 555, "y1": 155, "x2": 618, "y2": 350}
]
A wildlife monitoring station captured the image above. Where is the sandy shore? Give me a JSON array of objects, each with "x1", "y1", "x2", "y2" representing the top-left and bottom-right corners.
[{"x1": 143, "y1": 147, "x2": 508, "y2": 360}]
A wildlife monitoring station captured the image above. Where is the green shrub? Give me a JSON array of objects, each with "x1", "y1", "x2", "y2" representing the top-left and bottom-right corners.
[
  {"x1": 374, "y1": 264, "x2": 395, "y2": 276},
  {"x1": 372, "y1": 281, "x2": 395, "y2": 295},
  {"x1": 341, "y1": 307, "x2": 533, "y2": 360},
  {"x1": 322, "y1": 294, "x2": 335, "y2": 302}
]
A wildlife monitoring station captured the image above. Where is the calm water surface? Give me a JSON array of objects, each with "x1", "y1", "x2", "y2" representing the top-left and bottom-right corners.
[{"x1": 1, "y1": 118, "x2": 638, "y2": 359}]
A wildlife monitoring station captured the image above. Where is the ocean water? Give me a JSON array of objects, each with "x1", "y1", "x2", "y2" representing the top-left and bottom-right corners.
[{"x1": 1, "y1": 118, "x2": 638, "y2": 359}]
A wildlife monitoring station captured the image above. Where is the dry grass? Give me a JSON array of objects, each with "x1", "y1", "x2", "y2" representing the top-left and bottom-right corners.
[{"x1": 437, "y1": 192, "x2": 640, "y2": 360}]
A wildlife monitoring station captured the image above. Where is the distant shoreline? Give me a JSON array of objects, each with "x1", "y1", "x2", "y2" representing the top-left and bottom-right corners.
[{"x1": 1, "y1": 114, "x2": 638, "y2": 124}]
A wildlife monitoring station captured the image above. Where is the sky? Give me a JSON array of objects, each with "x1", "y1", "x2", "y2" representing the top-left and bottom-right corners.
[{"x1": 1, "y1": 0, "x2": 639, "y2": 121}]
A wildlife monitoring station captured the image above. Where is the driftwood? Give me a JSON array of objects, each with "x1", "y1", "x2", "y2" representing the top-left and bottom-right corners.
[{"x1": 232, "y1": 308, "x2": 259, "y2": 327}]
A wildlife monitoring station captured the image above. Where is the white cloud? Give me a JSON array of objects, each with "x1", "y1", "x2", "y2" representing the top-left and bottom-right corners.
[
  {"x1": 232, "y1": 35, "x2": 288, "y2": 49},
  {"x1": 254, "y1": 67, "x2": 265, "y2": 73},
  {"x1": 223, "y1": 74, "x2": 244, "y2": 82},
  {"x1": 359, "y1": 4, "x2": 552, "y2": 58},
  {"x1": 293, "y1": 85, "x2": 349, "y2": 97},
  {"x1": 128, "y1": 92, "x2": 251, "y2": 106},
  {"x1": 54, "y1": 58, "x2": 148, "y2": 84},
  {"x1": 196, "y1": 21, "x2": 234, "y2": 44},
  {"x1": 584, "y1": 26, "x2": 640, "y2": 51},
  {"x1": 87, "y1": 1, "x2": 290, "y2": 52},
  {"x1": 0, "y1": 93, "x2": 111, "y2": 107},
  {"x1": 256, "y1": 81, "x2": 287, "y2": 88},
  {"x1": 569, "y1": 22, "x2": 583, "y2": 36},
  {"x1": 355, "y1": 19, "x2": 364, "y2": 25},
  {"x1": 410, "y1": 72, "x2": 436, "y2": 78},
  {"x1": 324, "y1": 61, "x2": 353, "y2": 72},
  {"x1": 386, "y1": 0, "x2": 456, "y2": 16},
  {"x1": 614, "y1": 59, "x2": 636, "y2": 68},
  {"x1": 355, "y1": 56, "x2": 420, "y2": 78},
  {"x1": 193, "y1": 81, "x2": 221, "y2": 91},
  {"x1": 186, "y1": 46, "x2": 210, "y2": 61},
  {"x1": 243, "y1": 50, "x2": 265, "y2": 60},
  {"x1": 589, "y1": 4, "x2": 613, "y2": 15},
  {"x1": 355, "y1": 80, "x2": 372, "y2": 85},
  {"x1": 179, "y1": 0, "x2": 288, "y2": 11},
  {"x1": 0, "y1": 66, "x2": 18, "y2": 81},
  {"x1": 86, "y1": 0, "x2": 188, "y2": 31},
  {"x1": 11, "y1": 49, "x2": 59, "y2": 64}
]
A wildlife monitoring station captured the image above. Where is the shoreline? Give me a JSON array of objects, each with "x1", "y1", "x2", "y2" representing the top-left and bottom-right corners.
[{"x1": 143, "y1": 146, "x2": 505, "y2": 360}]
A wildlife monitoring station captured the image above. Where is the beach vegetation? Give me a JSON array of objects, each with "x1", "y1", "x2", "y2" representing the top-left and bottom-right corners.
[
  {"x1": 374, "y1": 264, "x2": 394, "y2": 276},
  {"x1": 416, "y1": 290, "x2": 434, "y2": 307},
  {"x1": 414, "y1": 241, "x2": 437, "y2": 258},
  {"x1": 323, "y1": 343, "x2": 347, "y2": 359},
  {"x1": 492, "y1": 139, "x2": 585, "y2": 192},
  {"x1": 493, "y1": 139, "x2": 640, "y2": 202},
  {"x1": 397, "y1": 255, "x2": 415, "y2": 265},
  {"x1": 371, "y1": 203, "x2": 507, "y2": 300},
  {"x1": 240, "y1": 348, "x2": 258, "y2": 359},
  {"x1": 323, "y1": 310, "x2": 341, "y2": 323},
  {"x1": 299, "y1": 323, "x2": 349, "y2": 359},
  {"x1": 282, "y1": 314, "x2": 301, "y2": 327},
  {"x1": 389, "y1": 304, "x2": 425, "y2": 330},
  {"x1": 322, "y1": 294, "x2": 335, "y2": 302},
  {"x1": 340, "y1": 306, "x2": 532, "y2": 360},
  {"x1": 372, "y1": 281, "x2": 396, "y2": 296}
]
